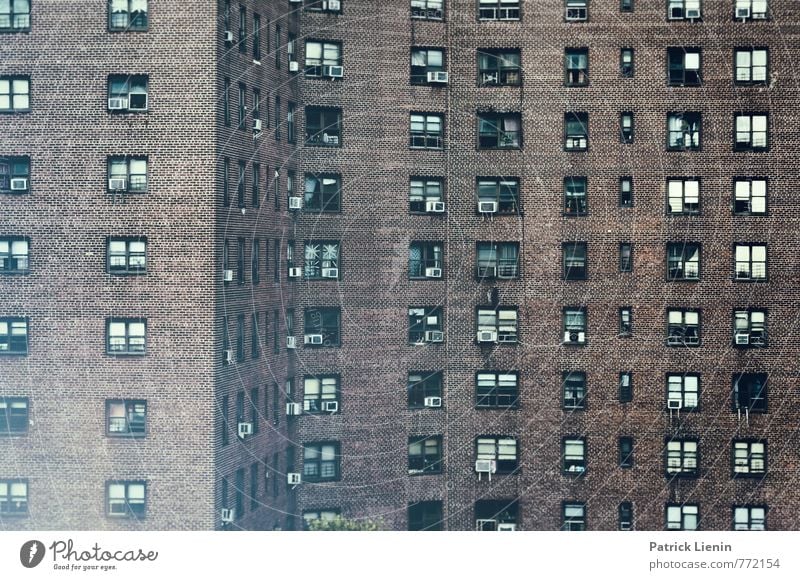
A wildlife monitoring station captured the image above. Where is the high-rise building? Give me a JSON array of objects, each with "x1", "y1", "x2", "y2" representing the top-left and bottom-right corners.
[{"x1": 3, "y1": 0, "x2": 797, "y2": 532}]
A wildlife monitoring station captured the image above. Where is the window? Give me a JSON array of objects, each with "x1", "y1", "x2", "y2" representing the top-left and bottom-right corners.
[
  {"x1": 251, "y1": 163, "x2": 260, "y2": 207},
  {"x1": 734, "y1": 243, "x2": 767, "y2": 280},
  {"x1": 667, "y1": 112, "x2": 701, "y2": 150},
  {"x1": 666, "y1": 439, "x2": 698, "y2": 477},
  {"x1": 667, "y1": 309, "x2": 700, "y2": 346},
  {"x1": 667, "y1": 48, "x2": 701, "y2": 85},
  {"x1": 236, "y1": 314, "x2": 245, "y2": 362},
  {"x1": 668, "y1": 0, "x2": 701, "y2": 20},
  {"x1": 666, "y1": 504, "x2": 699, "y2": 530},
  {"x1": 735, "y1": 48, "x2": 768, "y2": 84},
  {"x1": 305, "y1": 40, "x2": 342, "y2": 77},
  {"x1": 477, "y1": 49, "x2": 521, "y2": 86},
  {"x1": 620, "y1": 112, "x2": 634, "y2": 142},
  {"x1": 109, "y1": 0, "x2": 148, "y2": 31},
  {"x1": 565, "y1": 0, "x2": 588, "y2": 20},
  {"x1": 409, "y1": 177, "x2": 443, "y2": 213},
  {"x1": 562, "y1": 242, "x2": 586, "y2": 280},
  {"x1": 621, "y1": 0, "x2": 633, "y2": 11},
  {"x1": 306, "y1": 0, "x2": 342, "y2": 13},
  {"x1": 733, "y1": 178, "x2": 767, "y2": 215},
  {"x1": 411, "y1": 0, "x2": 443, "y2": 20},
  {"x1": 234, "y1": 468, "x2": 244, "y2": 517},
  {"x1": 476, "y1": 242, "x2": 519, "y2": 279},
  {"x1": 408, "y1": 371, "x2": 442, "y2": 408},
  {"x1": 249, "y1": 463, "x2": 259, "y2": 509},
  {"x1": 408, "y1": 307, "x2": 443, "y2": 344},
  {"x1": 0, "y1": 317, "x2": 28, "y2": 354},
  {"x1": 274, "y1": 25, "x2": 281, "y2": 68},
  {"x1": 221, "y1": 395, "x2": 229, "y2": 446},
  {"x1": 107, "y1": 480, "x2": 146, "y2": 518},
  {"x1": 477, "y1": 307, "x2": 518, "y2": 343},
  {"x1": 408, "y1": 241, "x2": 443, "y2": 279},
  {"x1": 562, "y1": 503, "x2": 585, "y2": 531},
  {"x1": 410, "y1": 48, "x2": 445, "y2": 84},
  {"x1": 408, "y1": 501, "x2": 443, "y2": 531},
  {"x1": 619, "y1": 437, "x2": 634, "y2": 468},
  {"x1": 304, "y1": 240, "x2": 340, "y2": 280},
  {"x1": 478, "y1": 112, "x2": 521, "y2": 149},
  {"x1": 249, "y1": 387, "x2": 259, "y2": 434},
  {"x1": 0, "y1": 75, "x2": 30, "y2": 112},
  {"x1": 106, "y1": 318, "x2": 146, "y2": 355},
  {"x1": 273, "y1": 240, "x2": 280, "y2": 282},
  {"x1": 223, "y1": 78, "x2": 230, "y2": 126},
  {"x1": 619, "y1": 243, "x2": 633, "y2": 272},
  {"x1": 477, "y1": 177, "x2": 519, "y2": 213},
  {"x1": 274, "y1": 96, "x2": 280, "y2": 140},
  {"x1": 303, "y1": 442, "x2": 340, "y2": 481},
  {"x1": 222, "y1": 157, "x2": 230, "y2": 206},
  {"x1": 252, "y1": 13, "x2": 261, "y2": 61},
  {"x1": 666, "y1": 178, "x2": 700, "y2": 214},
  {"x1": 304, "y1": 307, "x2": 340, "y2": 347},
  {"x1": 563, "y1": 437, "x2": 586, "y2": 474},
  {"x1": 238, "y1": 5, "x2": 246, "y2": 51},
  {"x1": 734, "y1": 373, "x2": 767, "y2": 412},
  {"x1": 476, "y1": 436, "x2": 518, "y2": 474},
  {"x1": 0, "y1": 397, "x2": 28, "y2": 435},
  {"x1": 478, "y1": 0, "x2": 520, "y2": 20},
  {"x1": 288, "y1": 33, "x2": 297, "y2": 67},
  {"x1": 619, "y1": 372, "x2": 632, "y2": 402},
  {"x1": 733, "y1": 440, "x2": 766, "y2": 476},
  {"x1": 735, "y1": 0, "x2": 768, "y2": 20},
  {"x1": 236, "y1": 237, "x2": 245, "y2": 284},
  {"x1": 287, "y1": 103, "x2": 296, "y2": 142},
  {"x1": 304, "y1": 173, "x2": 341, "y2": 212},
  {"x1": 619, "y1": 502, "x2": 633, "y2": 530},
  {"x1": 237, "y1": 84, "x2": 246, "y2": 129},
  {"x1": 619, "y1": 177, "x2": 633, "y2": 207},
  {"x1": 305, "y1": 106, "x2": 341, "y2": 147},
  {"x1": 408, "y1": 436, "x2": 442, "y2": 474},
  {"x1": 564, "y1": 112, "x2": 588, "y2": 151},
  {"x1": 0, "y1": 0, "x2": 30, "y2": 31},
  {"x1": 562, "y1": 371, "x2": 586, "y2": 410},
  {"x1": 667, "y1": 373, "x2": 699, "y2": 410},
  {"x1": 667, "y1": 242, "x2": 700, "y2": 280},
  {"x1": 564, "y1": 48, "x2": 588, "y2": 86},
  {"x1": 106, "y1": 399, "x2": 146, "y2": 436},
  {"x1": 619, "y1": 307, "x2": 632, "y2": 336},
  {"x1": 303, "y1": 509, "x2": 341, "y2": 530},
  {"x1": 563, "y1": 307, "x2": 586, "y2": 345},
  {"x1": 0, "y1": 236, "x2": 28, "y2": 274},
  {"x1": 410, "y1": 113, "x2": 444, "y2": 149},
  {"x1": 733, "y1": 309, "x2": 767, "y2": 347},
  {"x1": 0, "y1": 155, "x2": 30, "y2": 193},
  {"x1": 475, "y1": 500, "x2": 518, "y2": 531},
  {"x1": 0, "y1": 479, "x2": 27, "y2": 516},
  {"x1": 734, "y1": 506, "x2": 766, "y2": 531},
  {"x1": 564, "y1": 176, "x2": 587, "y2": 215},
  {"x1": 251, "y1": 312, "x2": 260, "y2": 358},
  {"x1": 107, "y1": 75, "x2": 148, "y2": 112},
  {"x1": 303, "y1": 375, "x2": 339, "y2": 413},
  {"x1": 476, "y1": 371, "x2": 519, "y2": 408},
  {"x1": 620, "y1": 48, "x2": 634, "y2": 77},
  {"x1": 107, "y1": 237, "x2": 146, "y2": 274},
  {"x1": 250, "y1": 239, "x2": 260, "y2": 284},
  {"x1": 108, "y1": 156, "x2": 147, "y2": 193},
  {"x1": 735, "y1": 113, "x2": 768, "y2": 151}
]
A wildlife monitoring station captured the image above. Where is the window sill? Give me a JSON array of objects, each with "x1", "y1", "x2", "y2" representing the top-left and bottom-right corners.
[
  {"x1": 107, "y1": 433, "x2": 146, "y2": 439},
  {"x1": 105, "y1": 352, "x2": 147, "y2": 357},
  {"x1": 0, "y1": 109, "x2": 31, "y2": 114},
  {"x1": 0, "y1": 431, "x2": 28, "y2": 437},
  {"x1": 0, "y1": 351, "x2": 28, "y2": 356}
]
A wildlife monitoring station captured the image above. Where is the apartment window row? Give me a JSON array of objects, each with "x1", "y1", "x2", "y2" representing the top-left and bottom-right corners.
[
  {"x1": 0, "y1": 480, "x2": 148, "y2": 519},
  {"x1": 222, "y1": 310, "x2": 292, "y2": 363},
  {"x1": 222, "y1": 2, "x2": 298, "y2": 66},
  {"x1": 221, "y1": 79, "x2": 296, "y2": 141},
  {"x1": 222, "y1": 160, "x2": 296, "y2": 209}
]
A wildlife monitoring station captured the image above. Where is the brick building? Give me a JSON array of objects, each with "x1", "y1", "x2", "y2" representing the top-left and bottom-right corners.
[{"x1": 3, "y1": 0, "x2": 799, "y2": 532}]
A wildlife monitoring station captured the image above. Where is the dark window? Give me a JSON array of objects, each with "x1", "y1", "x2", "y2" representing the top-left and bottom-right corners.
[
  {"x1": 620, "y1": 0, "x2": 633, "y2": 12},
  {"x1": 304, "y1": 173, "x2": 341, "y2": 212},
  {"x1": 666, "y1": 504, "x2": 699, "y2": 530},
  {"x1": 565, "y1": 0, "x2": 588, "y2": 21},
  {"x1": 562, "y1": 371, "x2": 586, "y2": 410},
  {"x1": 478, "y1": 49, "x2": 521, "y2": 86},
  {"x1": 306, "y1": 106, "x2": 342, "y2": 146},
  {"x1": 273, "y1": 240, "x2": 280, "y2": 281},
  {"x1": 620, "y1": 112, "x2": 634, "y2": 142},
  {"x1": 475, "y1": 499, "x2": 518, "y2": 531},
  {"x1": 250, "y1": 387, "x2": 259, "y2": 434},
  {"x1": 476, "y1": 242, "x2": 519, "y2": 279},
  {"x1": 0, "y1": 0, "x2": 30, "y2": 31},
  {"x1": 304, "y1": 307, "x2": 341, "y2": 347},
  {"x1": 619, "y1": 243, "x2": 633, "y2": 272},
  {"x1": 107, "y1": 237, "x2": 146, "y2": 274},
  {"x1": 238, "y1": 5, "x2": 246, "y2": 51},
  {"x1": 107, "y1": 75, "x2": 148, "y2": 112},
  {"x1": 735, "y1": 48, "x2": 768, "y2": 84},
  {"x1": 252, "y1": 164, "x2": 260, "y2": 207},
  {"x1": 106, "y1": 399, "x2": 146, "y2": 437},
  {"x1": 562, "y1": 502, "x2": 585, "y2": 531},
  {"x1": 408, "y1": 371, "x2": 443, "y2": 408},
  {"x1": 619, "y1": 372, "x2": 632, "y2": 402},
  {"x1": 734, "y1": 243, "x2": 767, "y2": 280},
  {"x1": 733, "y1": 309, "x2": 767, "y2": 347},
  {"x1": 305, "y1": 40, "x2": 342, "y2": 78},
  {"x1": 666, "y1": 178, "x2": 700, "y2": 214},
  {"x1": 564, "y1": 48, "x2": 588, "y2": 86},
  {"x1": 733, "y1": 373, "x2": 767, "y2": 412},
  {"x1": 667, "y1": 112, "x2": 701, "y2": 150},
  {"x1": 0, "y1": 236, "x2": 29, "y2": 274},
  {"x1": 733, "y1": 178, "x2": 767, "y2": 215},
  {"x1": 619, "y1": 176, "x2": 633, "y2": 207},
  {"x1": 250, "y1": 463, "x2": 259, "y2": 509},
  {"x1": 668, "y1": 0, "x2": 702, "y2": 20},
  {"x1": 0, "y1": 75, "x2": 30, "y2": 112},
  {"x1": 236, "y1": 314, "x2": 244, "y2": 362},
  {"x1": 287, "y1": 103, "x2": 296, "y2": 142},
  {"x1": 477, "y1": 307, "x2": 518, "y2": 344},
  {"x1": 251, "y1": 239, "x2": 261, "y2": 285},
  {"x1": 410, "y1": 113, "x2": 444, "y2": 149},
  {"x1": 733, "y1": 506, "x2": 766, "y2": 531},
  {"x1": 252, "y1": 14, "x2": 261, "y2": 60},
  {"x1": 564, "y1": 176, "x2": 587, "y2": 215},
  {"x1": 237, "y1": 237, "x2": 245, "y2": 284},
  {"x1": 564, "y1": 112, "x2": 588, "y2": 151},
  {"x1": 411, "y1": 0, "x2": 443, "y2": 20},
  {"x1": 221, "y1": 395, "x2": 229, "y2": 446},
  {"x1": 235, "y1": 469, "x2": 244, "y2": 517},
  {"x1": 408, "y1": 436, "x2": 443, "y2": 474},
  {"x1": 0, "y1": 479, "x2": 27, "y2": 516},
  {"x1": 478, "y1": 0, "x2": 520, "y2": 21},
  {"x1": 0, "y1": 397, "x2": 28, "y2": 435},
  {"x1": 410, "y1": 177, "x2": 443, "y2": 213},
  {"x1": 563, "y1": 437, "x2": 586, "y2": 474},
  {"x1": 665, "y1": 438, "x2": 698, "y2": 477},
  {"x1": 107, "y1": 480, "x2": 146, "y2": 519},
  {"x1": 563, "y1": 242, "x2": 587, "y2": 280},
  {"x1": 619, "y1": 307, "x2": 632, "y2": 336},
  {"x1": 222, "y1": 157, "x2": 230, "y2": 206},
  {"x1": 251, "y1": 312, "x2": 260, "y2": 357},
  {"x1": 108, "y1": 156, "x2": 147, "y2": 193},
  {"x1": 303, "y1": 375, "x2": 339, "y2": 413},
  {"x1": 0, "y1": 155, "x2": 30, "y2": 193},
  {"x1": 410, "y1": 47, "x2": 445, "y2": 84},
  {"x1": 667, "y1": 47, "x2": 701, "y2": 85},
  {"x1": 476, "y1": 436, "x2": 518, "y2": 474},
  {"x1": 667, "y1": 308, "x2": 700, "y2": 346},
  {"x1": 408, "y1": 307, "x2": 443, "y2": 344},
  {"x1": 274, "y1": 25, "x2": 281, "y2": 67},
  {"x1": 563, "y1": 307, "x2": 586, "y2": 345},
  {"x1": 477, "y1": 177, "x2": 519, "y2": 213},
  {"x1": 409, "y1": 241, "x2": 443, "y2": 279},
  {"x1": 408, "y1": 501, "x2": 443, "y2": 531},
  {"x1": 476, "y1": 371, "x2": 519, "y2": 408},
  {"x1": 223, "y1": 79, "x2": 230, "y2": 126},
  {"x1": 620, "y1": 48, "x2": 634, "y2": 77},
  {"x1": 619, "y1": 437, "x2": 634, "y2": 468},
  {"x1": 478, "y1": 112, "x2": 521, "y2": 149},
  {"x1": 667, "y1": 242, "x2": 701, "y2": 280},
  {"x1": 236, "y1": 161, "x2": 245, "y2": 207},
  {"x1": 735, "y1": 113, "x2": 768, "y2": 151},
  {"x1": 303, "y1": 441, "x2": 341, "y2": 481},
  {"x1": 304, "y1": 240, "x2": 340, "y2": 280},
  {"x1": 619, "y1": 502, "x2": 633, "y2": 530},
  {"x1": 733, "y1": 440, "x2": 766, "y2": 476},
  {"x1": 106, "y1": 318, "x2": 146, "y2": 355},
  {"x1": 667, "y1": 373, "x2": 699, "y2": 410}
]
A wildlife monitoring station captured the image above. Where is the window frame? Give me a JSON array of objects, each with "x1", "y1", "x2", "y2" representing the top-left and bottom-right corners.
[
  {"x1": 107, "y1": 155, "x2": 148, "y2": 194},
  {"x1": 105, "y1": 317, "x2": 147, "y2": 356},
  {"x1": 302, "y1": 441, "x2": 341, "y2": 482},
  {"x1": 0, "y1": 75, "x2": 30, "y2": 113},
  {"x1": 106, "y1": 480, "x2": 147, "y2": 519},
  {"x1": 0, "y1": 235, "x2": 30, "y2": 274},
  {"x1": 563, "y1": 437, "x2": 586, "y2": 475},
  {"x1": 0, "y1": 155, "x2": 30, "y2": 193},
  {"x1": 0, "y1": 396, "x2": 28, "y2": 435},
  {"x1": 0, "y1": 316, "x2": 28, "y2": 355},
  {"x1": 409, "y1": 177, "x2": 444, "y2": 213},
  {"x1": 667, "y1": 0, "x2": 702, "y2": 21},
  {"x1": 410, "y1": 112, "x2": 444, "y2": 149},
  {"x1": 619, "y1": 307, "x2": 633, "y2": 336},
  {"x1": 478, "y1": 0, "x2": 521, "y2": 21},
  {"x1": 619, "y1": 176, "x2": 633, "y2": 207},
  {"x1": 408, "y1": 435, "x2": 443, "y2": 475},
  {"x1": 620, "y1": 111, "x2": 634, "y2": 143},
  {"x1": 733, "y1": 505, "x2": 766, "y2": 531},
  {"x1": 619, "y1": 242, "x2": 633, "y2": 272},
  {"x1": 562, "y1": 502, "x2": 586, "y2": 531},
  {"x1": 106, "y1": 399, "x2": 147, "y2": 437},
  {"x1": 408, "y1": 306, "x2": 443, "y2": 345},
  {"x1": 303, "y1": 374, "x2": 340, "y2": 414},
  {"x1": 475, "y1": 435, "x2": 519, "y2": 475},
  {"x1": 619, "y1": 372, "x2": 633, "y2": 403},
  {"x1": 476, "y1": 370, "x2": 519, "y2": 408},
  {"x1": 107, "y1": 74, "x2": 148, "y2": 113},
  {"x1": 107, "y1": 236, "x2": 147, "y2": 275},
  {"x1": 408, "y1": 500, "x2": 443, "y2": 531},
  {"x1": 619, "y1": 436, "x2": 634, "y2": 468},
  {"x1": 733, "y1": 243, "x2": 767, "y2": 281},
  {"x1": 108, "y1": 0, "x2": 148, "y2": 32},
  {"x1": 562, "y1": 307, "x2": 587, "y2": 345},
  {"x1": 734, "y1": 0, "x2": 769, "y2": 21},
  {"x1": 620, "y1": 48, "x2": 634, "y2": 77},
  {"x1": 666, "y1": 177, "x2": 700, "y2": 215},
  {"x1": 411, "y1": 0, "x2": 444, "y2": 21},
  {"x1": 408, "y1": 371, "x2": 443, "y2": 408},
  {"x1": 477, "y1": 48, "x2": 521, "y2": 86}
]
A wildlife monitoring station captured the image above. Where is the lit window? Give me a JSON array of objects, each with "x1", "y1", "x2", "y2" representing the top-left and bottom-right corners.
[
  {"x1": 476, "y1": 371, "x2": 519, "y2": 408},
  {"x1": 666, "y1": 439, "x2": 698, "y2": 477},
  {"x1": 0, "y1": 75, "x2": 30, "y2": 112},
  {"x1": 734, "y1": 0, "x2": 768, "y2": 20},
  {"x1": 667, "y1": 308, "x2": 700, "y2": 346},
  {"x1": 107, "y1": 75, "x2": 148, "y2": 112},
  {"x1": 0, "y1": 479, "x2": 27, "y2": 516},
  {"x1": 734, "y1": 48, "x2": 768, "y2": 84},
  {"x1": 562, "y1": 502, "x2": 585, "y2": 530},
  {"x1": 733, "y1": 440, "x2": 766, "y2": 476},
  {"x1": 666, "y1": 373, "x2": 699, "y2": 410},
  {"x1": 733, "y1": 309, "x2": 767, "y2": 347},
  {"x1": 411, "y1": 0, "x2": 443, "y2": 20},
  {"x1": 733, "y1": 506, "x2": 766, "y2": 530},
  {"x1": 734, "y1": 113, "x2": 768, "y2": 151},
  {"x1": 410, "y1": 113, "x2": 444, "y2": 149},
  {"x1": 304, "y1": 240, "x2": 340, "y2": 280},
  {"x1": 478, "y1": 49, "x2": 521, "y2": 86},
  {"x1": 106, "y1": 399, "x2": 146, "y2": 436},
  {"x1": 0, "y1": 236, "x2": 29, "y2": 274},
  {"x1": 305, "y1": 41, "x2": 342, "y2": 78},
  {"x1": 666, "y1": 504, "x2": 699, "y2": 530},
  {"x1": 476, "y1": 436, "x2": 518, "y2": 474},
  {"x1": 667, "y1": 112, "x2": 701, "y2": 150},
  {"x1": 107, "y1": 237, "x2": 146, "y2": 274},
  {"x1": 666, "y1": 178, "x2": 700, "y2": 214},
  {"x1": 478, "y1": 0, "x2": 520, "y2": 21},
  {"x1": 302, "y1": 442, "x2": 340, "y2": 481},
  {"x1": 108, "y1": 0, "x2": 148, "y2": 31},
  {"x1": 733, "y1": 178, "x2": 767, "y2": 215},
  {"x1": 667, "y1": 0, "x2": 701, "y2": 20},
  {"x1": 734, "y1": 243, "x2": 767, "y2": 280},
  {"x1": 107, "y1": 480, "x2": 146, "y2": 518},
  {"x1": 106, "y1": 318, "x2": 146, "y2": 355},
  {"x1": 667, "y1": 47, "x2": 701, "y2": 85}
]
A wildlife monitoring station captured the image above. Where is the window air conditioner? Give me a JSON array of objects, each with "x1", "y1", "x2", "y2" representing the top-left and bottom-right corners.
[
  {"x1": 321, "y1": 268, "x2": 339, "y2": 278},
  {"x1": 481, "y1": 73, "x2": 499, "y2": 85},
  {"x1": 475, "y1": 459, "x2": 497, "y2": 474},
  {"x1": 304, "y1": 334, "x2": 324, "y2": 345},
  {"x1": 287, "y1": 473, "x2": 302, "y2": 485},
  {"x1": 667, "y1": 399, "x2": 682, "y2": 410},
  {"x1": 288, "y1": 267, "x2": 303, "y2": 278},
  {"x1": 563, "y1": 331, "x2": 586, "y2": 344},
  {"x1": 286, "y1": 402, "x2": 302, "y2": 416},
  {"x1": 289, "y1": 61, "x2": 300, "y2": 72},
  {"x1": 288, "y1": 196, "x2": 303, "y2": 210},
  {"x1": 735, "y1": 332, "x2": 750, "y2": 345},
  {"x1": 237, "y1": 422, "x2": 253, "y2": 438},
  {"x1": 221, "y1": 508, "x2": 235, "y2": 523},
  {"x1": 424, "y1": 396, "x2": 442, "y2": 408},
  {"x1": 289, "y1": 0, "x2": 302, "y2": 3},
  {"x1": 425, "y1": 200, "x2": 446, "y2": 213},
  {"x1": 253, "y1": 119, "x2": 262, "y2": 132},
  {"x1": 477, "y1": 330, "x2": 498, "y2": 343},
  {"x1": 109, "y1": 178, "x2": 127, "y2": 191},
  {"x1": 321, "y1": 401, "x2": 339, "y2": 412},
  {"x1": 478, "y1": 201, "x2": 498, "y2": 213},
  {"x1": 224, "y1": 30, "x2": 234, "y2": 43},
  {"x1": 108, "y1": 97, "x2": 128, "y2": 110},
  {"x1": 619, "y1": 522, "x2": 631, "y2": 531},
  {"x1": 426, "y1": 71, "x2": 449, "y2": 83},
  {"x1": 325, "y1": 65, "x2": 344, "y2": 78},
  {"x1": 476, "y1": 519, "x2": 497, "y2": 531},
  {"x1": 736, "y1": 6, "x2": 751, "y2": 19},
  {"x1": 223, "y1": 269, "x2": 234, "y2": 282},
  {"x1": 286, "y1": 336, "x2": 297, "y2": 349},
  {"x1": 686, "y1": 8, "x2": 700, "y2": 19},
  {"x1": 478, "y1": 266, "x2": 497, "y2": 278},
  {"x1": 425, "y1": 267, "x2": 442, "y2": 278},
  {"x1": 322, "y1": 133, "x2": 339, "y2": 145},
  {"x1": 425, "y1": 330, "x2": 444, "y2": 343},
  {"x1": 9, "y1": 178, "x2": 28, "y2": 190},
  {"x1": 497, "y1": 523, "x2": 517, "y2": 531},
  {"x1": 752, "y1": 11, "x2": 767, "y2": 19},
  {"x1": 327, "y1": 0, "x2": 341, "y2": 11},
  {"x1": 223, "y1": 349, "x2": 234, "y2": 364}
]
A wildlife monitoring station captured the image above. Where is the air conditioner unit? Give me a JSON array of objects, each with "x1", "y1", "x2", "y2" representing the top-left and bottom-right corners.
[
  {"x1": 327, "y1": 0, "x2": 341, "y2": 11},
  {"x1": 223, "y1": 269, "x2": 234, "y2": 282},
  {"x1": 289, "y1": 61, "x2": 300, "y2": 72},
  {"x1": 735, "y1": 332, "x2": 750, "y2": 345},
  {"x1": 425, "y1": 267, "x2": 442, "y2": 278},
  {"x1": 425, "y1": 330, "x2": 444, "y2": 343},
  {"x1": 475, "y1": 459, "x2": 497, "y2": 474},
  {"x1": 224, "y1": 30, "x2": 234, "y2": 43},
  {"x1": 287, "y1": 473, "x2": 302, "y2": 485},
  {"x1": 325, "y1": 65, "x2": 344, "y2": 78},
  {"x1": 686, "y1": 8, "x2": 701, "y2": 19},
  {"x1": 223, "y1": 349, "x2": 234, "y2": 364},
  {"x1": 288, "y1": 267, "x2": 302, "y2": 278},
  {"x1": 497, "y1": 523, "x2": 517, "y2": 531},
  {"x1": 424, "y1": 396, "x2": 442, "y2": 408},
  {"x1": 619, "y1": 522, "x2": 631, "y2": 531},
  {"x1": 752, "y1": 12, "x2": 767, "y2": 19},
  {"x1": 478, "y1": 201, "x2": 498, "y2": 213},
  {"x1": 478, "y1": 266, "x2": 497, "y2": 278},
  {"x1": 322, "y1": 133, "x2": 339, "y2": 145},
  {"x1": 304, "y1": 334, "x2": 324, "y2": 345},
  {"x1": 220, "y1": 508, "x2": 235, "y2": 523},
  {"x1": 107, "y1": 97, "x2": 128, "y2": 110},
  {"x1": 477, "y1": 330, "x2": 498, "y2": 343},
  {"x1": 736, "y1": 6, "x2": 751, "y2": 19},
  {"x1": 750, "y1": 333, "x2": 766, "y2": 346},
  {"x1": 563, "y1": 331, "x2": 585, "y2": 344},
  {"x1": 286, "y1": 336, "x2": 297, "y2": 349},
  {"x1": 667, "y1": 399, "x2": 682, "y2": 410},
  {"x1": 9, "y1": 178, "x2": 28, "y2": 191},
  {"x1": 321, "y1": 401, "x2": 339, "y2": 413},
  {"x1": 286, "y1": 402, "x2": 302, "y2": 416},
  {"x1": 253, "y1": 119, "x2": 262, "y2": 132},
  {"x1": 237, "y1": 422, "x2": 253, "y2": 438},
  {"x1": 108, "y1": 178, "x2": 127, "y2": 191},
  {"x1": 425, "y1": 200, "x2": 445, "y2": 213},
  {"x1": 288, "y1": 196, "x2": 303, "y2": 210},
  {"x1": 481, "y1": 73, "x2": 499, "y2": 85},
  {"x1": 476, "y1": 519, "x2": 497, "y2": 531},
  {"x1": 321, "y1": 268, "x2": 339, "y2": 279},
  {"x1": 427, "y1": 71, "x2": 449, "y2": 83},
  {"x1": 289, "y1": 0, "x2": 302, "y2": 3}
]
